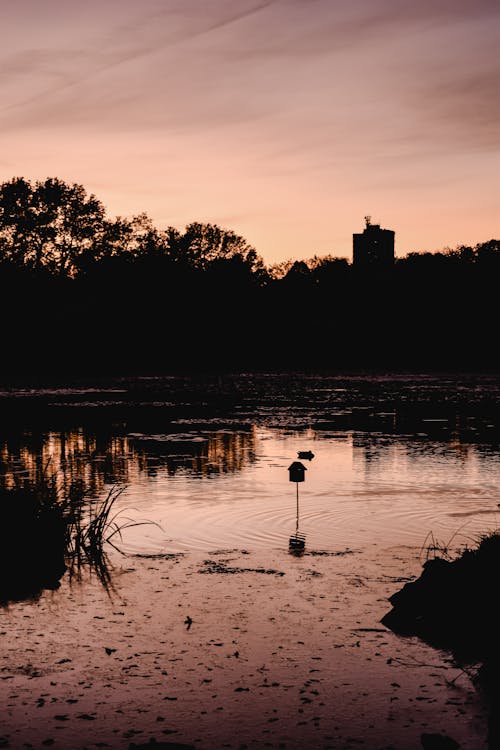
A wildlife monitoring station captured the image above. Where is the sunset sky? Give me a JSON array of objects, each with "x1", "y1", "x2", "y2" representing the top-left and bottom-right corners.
[{"x1": 1, "y1": 0, "x2": 498, "y2": 263}]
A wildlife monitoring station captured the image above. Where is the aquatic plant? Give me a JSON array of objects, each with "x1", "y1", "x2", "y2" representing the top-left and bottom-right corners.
[
  {"x1": 0, "y1": 472, "x2": 154, "y2": 602},
  {"x1": 419, "y1": 526, "x2": 469, "y2": 562},
  {"x1": 64, "y1": 483, "x2": 121, "y2": 589},
  {"x1": 65, "y1": 483, "x2": 157, "y2": 589}
]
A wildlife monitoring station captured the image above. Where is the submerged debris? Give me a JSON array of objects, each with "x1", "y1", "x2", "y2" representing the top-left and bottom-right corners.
[
  {"x1": 129, "y1": 741, "x2": 196, "y2": 750},
  {"x1": 199, "y1": 559, "x2": 284, "y2": 576},
  {"x1": 131, "y1": 553, "x2": 184, "y2": 560},
  {"x1": 305, "y1": 548, "x2": 360, "y2": 557},
  {"x1": 207, "y1": 549, "x2": 250, "y2": 556}
]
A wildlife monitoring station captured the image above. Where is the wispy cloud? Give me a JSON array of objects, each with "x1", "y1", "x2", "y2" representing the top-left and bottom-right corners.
[
  {"x1": 0, "y1": 0, "x2": 497, "y2": 259},
  {"x1": 2, "y1": 0, "x2": 498, "y2": 144},
  {"x1": 0, "y1": 1, "x2": 276, "y2": 120}
]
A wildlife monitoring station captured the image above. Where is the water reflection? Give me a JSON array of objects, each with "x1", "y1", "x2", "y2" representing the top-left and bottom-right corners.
[
  {"x1": 0, "y1": 428, "x2": 258, "y2": 497},
  {"x1": 129, "y1": 430, "x2": 257, "y2": 477},
  {"x1": 350, "y1": 431, "x2": 480, "y2": 476},
  {"x1": 1, "y1": 421, "x2": 499, "y2": 554}
]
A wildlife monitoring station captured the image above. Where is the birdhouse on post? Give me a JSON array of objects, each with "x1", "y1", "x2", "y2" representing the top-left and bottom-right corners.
[
  {"x1": 288, "y1": 461, "x2": 306, "y2": 483},
  {"x1": 288, "y1": 461, "x2": 306, "y2": 555}
]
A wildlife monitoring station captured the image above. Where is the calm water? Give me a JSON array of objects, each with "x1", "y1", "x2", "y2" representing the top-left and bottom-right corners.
[
  {"x1": 121, "y1": 428, "x2": 500, "y2": 554},
  {"x1": 2, "y1": 420, "x2": 499, "y2": 556},
  {"x1": 1, "y1": 377, "x2": 499, "y2": 749}
]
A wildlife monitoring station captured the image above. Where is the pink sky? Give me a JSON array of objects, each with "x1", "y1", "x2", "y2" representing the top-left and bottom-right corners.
[{"x1": 0, "y1": 0, "x2": 498, "y2": 263}]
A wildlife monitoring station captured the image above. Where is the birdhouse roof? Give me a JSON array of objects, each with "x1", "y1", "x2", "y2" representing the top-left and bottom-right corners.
[{"x1": 288, "y1": 461, "x2": 307, "y2": 471}]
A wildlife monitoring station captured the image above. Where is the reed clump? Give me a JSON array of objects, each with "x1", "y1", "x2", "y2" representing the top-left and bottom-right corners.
[
  {"x1": 64, "y1": 482, "x2": 152, "y2": 589},
  {"x1": 0, "y1": 473, "x2": 144, "y2": 603}
]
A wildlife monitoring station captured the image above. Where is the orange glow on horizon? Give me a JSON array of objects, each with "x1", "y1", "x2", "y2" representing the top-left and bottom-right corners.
[{"x1": 1, "y1": 0, "x2": 498, "y2": 263}]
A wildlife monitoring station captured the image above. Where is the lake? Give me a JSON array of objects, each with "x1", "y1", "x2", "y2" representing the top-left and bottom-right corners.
[
  {"x1": 0, "y1": 373, "x2": 499, "y2": 749},
  {"x1": 2, "y1": 373, "x2": 499, "y2": 555}
]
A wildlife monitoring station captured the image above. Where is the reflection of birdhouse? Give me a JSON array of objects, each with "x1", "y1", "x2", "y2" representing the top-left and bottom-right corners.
[
  {"x1": 288, "y1": 461, "x2": 306, "y2": 483},
  {"x1": 289, "y1": 531, "x2": 306, "y2": 554}
]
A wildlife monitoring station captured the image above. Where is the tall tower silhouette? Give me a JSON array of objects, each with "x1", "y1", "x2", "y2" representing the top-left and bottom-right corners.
[{"x1": 353, "y1": 216, "x2": 395, "y2": 269}]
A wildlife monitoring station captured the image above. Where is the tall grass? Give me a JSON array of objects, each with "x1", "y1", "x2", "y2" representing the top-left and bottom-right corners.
[
  {"x1": 64, "y1": 482, "x2": 156, "y2": 589},
  {"x1": 0, "y1": 471, "x2": 154, "y2": 601}
]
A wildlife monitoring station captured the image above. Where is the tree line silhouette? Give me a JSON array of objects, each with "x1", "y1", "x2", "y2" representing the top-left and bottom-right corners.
[{"x1": 0, "y1": 177, "x2": 498, "y2": 376}]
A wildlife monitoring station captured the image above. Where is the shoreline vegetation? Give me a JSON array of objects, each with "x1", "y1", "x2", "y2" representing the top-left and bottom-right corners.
[
  {"x1": 382, "y1": 533, "x2": 500, "y2": 748},
  {"x1": 382, "y1": 532, "x2": 500, "y2": 662},
  {"x1": 0, "y1": 475, "x2": 140, "y2": 604},
  {"x1": 0, "y1": 473, "x2": 67, "y2": 604},
  {"x1": 0, "y1": 177, "x2": 499, "y2": 376}
]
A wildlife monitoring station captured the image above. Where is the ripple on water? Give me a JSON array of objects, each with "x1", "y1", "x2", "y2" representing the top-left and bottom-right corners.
[
  {"x1": 117, "y1": 466, "x2": 500, "y2": 554},
  {"x1": 2, "y1": 422, "x2": 499, "y2": 556}
]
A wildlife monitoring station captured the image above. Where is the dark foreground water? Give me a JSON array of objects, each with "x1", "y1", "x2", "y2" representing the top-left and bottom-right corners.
[{"x1": 0, "y1": 373, "x2": 499, "y2": 749}]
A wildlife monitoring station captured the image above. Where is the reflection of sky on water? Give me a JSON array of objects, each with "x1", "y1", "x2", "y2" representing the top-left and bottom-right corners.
[{"x1": 1, "y1": 425, "x2": 499, "y2": 554}]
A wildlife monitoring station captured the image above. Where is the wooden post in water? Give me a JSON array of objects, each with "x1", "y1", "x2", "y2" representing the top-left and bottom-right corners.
[
  {"x1": 288, "y1": 461, "x2": 306, "y2": 553},
  {"x1": 296, "y1": 481, "x2": 299, "y2": 535}
]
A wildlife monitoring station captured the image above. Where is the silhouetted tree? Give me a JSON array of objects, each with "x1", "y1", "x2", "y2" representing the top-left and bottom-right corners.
[
  {"x1": 0, "y1": 177, "x2": 107, "y2": 274},
  {"x1": 164, "y1": 222, "x2": 265, "y2": 276},
  {"x1": 268, "y1": 259, "x2": 295, "y2": 279},
  {"x1": 283, "y1": 260, "x2": 311, "y2": 280},
  {"x1": 75, "y1": 212, "x2": 161, "y2": 275},
  {"x1": 0, "y1": 173, "x2": 498, "y2": 375},
  {"x1": 475, "y1": 239, "x2": 500, "y2": 270}
]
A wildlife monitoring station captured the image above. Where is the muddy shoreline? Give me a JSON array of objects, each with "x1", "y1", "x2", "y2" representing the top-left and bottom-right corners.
[
  {"x1": 1, "y1": 374, "x2": 498, "y2": 748},
  {"x1": 0, "y1": 547, "x2": 488, "y2": 750}
]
